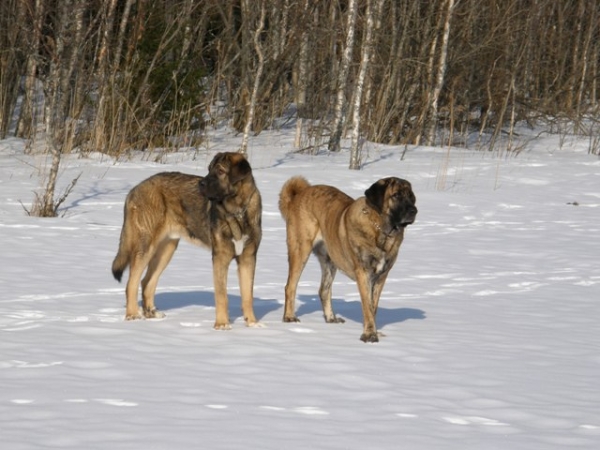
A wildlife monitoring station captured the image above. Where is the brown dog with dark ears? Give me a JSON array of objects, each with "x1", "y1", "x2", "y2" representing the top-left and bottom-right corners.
[
  {"x1": 112, "y1": 152, "x2": 262, "y2": 329},
  {"x1": 279, "y1": 176, "x2": 417, "y2": 342}
]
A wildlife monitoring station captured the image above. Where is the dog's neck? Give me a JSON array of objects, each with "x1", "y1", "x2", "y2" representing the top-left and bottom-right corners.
[
  {"x1": 216, "y1": 186, "x2": 257, "y2": 240},
  {"x1": 222, "y1": 186, "x2": 256, "y2": 216},
  {"x1": 362, "y1": 207, "x2": 403, "y2": 250}
]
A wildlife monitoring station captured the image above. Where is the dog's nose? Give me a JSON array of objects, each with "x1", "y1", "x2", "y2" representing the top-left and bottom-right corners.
[{"x1": 409, "y1": 206, "x2": 418, "y2": 216}]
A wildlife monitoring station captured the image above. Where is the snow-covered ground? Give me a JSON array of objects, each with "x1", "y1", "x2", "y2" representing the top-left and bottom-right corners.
[{"x1": 1, "y1": 126, "x2": 599, "y2": 449}]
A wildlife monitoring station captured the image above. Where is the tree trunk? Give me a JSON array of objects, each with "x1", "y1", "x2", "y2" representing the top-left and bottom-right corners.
[
  {"x1": 240, "y1": 0, "x2": 266, "y2": 155},
  {"x1": 91, "y1": 0, "x2": 118, "y2": 153},
  {"x1": 328, "y1": 0, "x2": 358, "y2": 152},
  {"x1": 39, "y1": 0, "x2": 70, "y2": 217},
  {"x1": 17, "y1": 0, "x2": 44, "y2": 143},
  {"x1": 349, "y1": 0, "x2": 382, "y2": 169},
  {"x1": 294, "y1": 0, "x2": 310, "y2": 149},
  {"x1": 425, "y1": 0, "x2": 455, "y2": 146},
  {"x1": 36, "y1": 0, "x2": 86, "y2": 217}
]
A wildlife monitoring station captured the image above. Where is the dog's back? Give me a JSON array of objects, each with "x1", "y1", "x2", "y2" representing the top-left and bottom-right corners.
[
  {"x1": 278, "y1": 176, "x2": 356, "y2": 277},
  {"x1": 279, "y1": 176, "x2": 353, "y2": 224},
  {"x1": 111, "y1": 172, "x2": 209, "y2": 281}
]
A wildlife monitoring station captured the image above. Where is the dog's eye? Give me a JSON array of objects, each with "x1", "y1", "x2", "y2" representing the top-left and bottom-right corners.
[{"x1": 217, "y1": 167, "x2": 226, "y2": 176}]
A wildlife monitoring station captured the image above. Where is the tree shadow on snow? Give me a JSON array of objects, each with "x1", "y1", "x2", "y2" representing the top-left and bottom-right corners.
[
  {"x1": 295, "y1": 294, "x2": 426, "y2": 328},
  {"x1": 154, "y1": 290, "x2": 280, "y2": 322}
]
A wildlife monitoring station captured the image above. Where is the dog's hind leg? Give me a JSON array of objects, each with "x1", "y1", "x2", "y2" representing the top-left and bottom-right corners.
[
  {"x1": 283, "y1": 228, "x2": 314, "y2": 322},
  {"x1": 141, "y1": 238, "x2": 179, "y2": 319},
  {"x1": 125, "y1": 250, "x2": 153, "y2": 320},
  {"x1": 313, "y1": 243, "x2": 344, "y2": 324}
]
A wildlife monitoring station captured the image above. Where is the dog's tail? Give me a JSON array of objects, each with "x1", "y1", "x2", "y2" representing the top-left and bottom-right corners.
[
  {"x1": 279, "y1": 176, "x2": 310, "y2": 221},
  {"x1": 111, "y1": 207, "x2": 132, "y2": 283},
  {"x1": 112, "y1": 248, "x2": 128, "y2": 282}
]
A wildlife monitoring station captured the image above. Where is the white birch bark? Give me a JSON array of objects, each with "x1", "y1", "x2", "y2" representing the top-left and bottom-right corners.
[
  {"x1": 425, "y1": 0, "x2": 455, "y2": 146},
  {"x1": 294, "y1": 0, "x2": 310, "y2": 149},
  {"x1": 41, "y1": 0, "x2": 71, "y2": 216},
  {"x1": 92, "y1": 0, "x2": 118, "y2": 152},
  {"x1": 240, "y1": 0, "x2": 266, "y2": 155},
  {"x1": 328, "y1": 0, "x2": 358, "y2": 152},
  {"x1": 349, "y1": 0, "x2": 382, "y2": 169}
]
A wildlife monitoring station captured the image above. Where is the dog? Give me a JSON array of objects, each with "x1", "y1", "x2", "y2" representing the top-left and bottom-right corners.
[
  {"x1": 279, "y1": 176, "x2": 417, "y2": 342},
  {"x1": 112, "y1": 152, "x2": 262, "y2": 329}
]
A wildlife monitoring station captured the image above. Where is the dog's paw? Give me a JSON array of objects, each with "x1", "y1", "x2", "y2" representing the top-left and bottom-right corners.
[
  {"x1": 283, "y1": 316, "x2": 300, "y2": 323},
  {"x1": 143, "y1": 308, "x2": 165, "y2": 319},
  {"x1": 247, "y1": 321, "x2": 265, "y2": 328},
  {"x1": 213, "y1": 322, "x2": 232, "y2": 331},
  {"x1": 124, "y1": 312, "x2": 143, "y2": 321},
  {"x1": 360, "y1": 332, "x2": 379, "y2": 343},
  {"x1": 325, "y1": 315, "x2": 345, "y2": 324}
]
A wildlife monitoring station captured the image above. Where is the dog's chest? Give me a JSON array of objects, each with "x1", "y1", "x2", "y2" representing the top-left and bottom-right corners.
[
  {"x1": 232, "y1": 235, "x2": 249, "y2": 256},
  {"x1": 375, "y1": 257, "x2": 386, "y2": 273}
]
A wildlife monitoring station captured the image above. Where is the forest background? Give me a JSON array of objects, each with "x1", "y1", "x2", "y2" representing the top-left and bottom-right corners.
[{"x1": 0, "y1": 0, "x2": 599, "y2": 214}]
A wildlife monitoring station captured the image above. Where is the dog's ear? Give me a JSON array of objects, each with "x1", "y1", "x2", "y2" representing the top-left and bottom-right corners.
[
  {"x1": 208, "y1": 152, "x2": 224, "y2": 171},
  {"x1": 229, "y1": 156, "x2": 251, "y2": 184},
  {"x1": 365, "y1": 179, "x2": 387, "y2": 213}
]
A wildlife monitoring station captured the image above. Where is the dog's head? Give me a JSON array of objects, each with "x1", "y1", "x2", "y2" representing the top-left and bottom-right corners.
[
  {"x1": 365, "y1": 177, "x2": 417, "y2": 231},
  {"x1": 199, "y1": 152, "x2": 252, "y2": 201}
]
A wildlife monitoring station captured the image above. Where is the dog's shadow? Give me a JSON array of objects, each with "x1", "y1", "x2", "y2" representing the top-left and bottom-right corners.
[
  {"x1": 154, "y1": 291, "x2": 280, "y2": 322},
  {"x1": 153, "y1": 291, "x2": 425, "y2": 327},
  {"x1": 295, "y1": 294, "x2": 426, "y2": 328}
]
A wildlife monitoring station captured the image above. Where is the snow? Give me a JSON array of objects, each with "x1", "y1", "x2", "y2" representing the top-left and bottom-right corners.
[{"x1": 1, "y1": 127, "x2": 599, "y2": 449}]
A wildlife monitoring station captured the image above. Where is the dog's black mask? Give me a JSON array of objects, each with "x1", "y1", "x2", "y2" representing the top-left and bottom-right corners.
[{"x1": 365, "y1": 177, "x2": 417, "y2": 230}]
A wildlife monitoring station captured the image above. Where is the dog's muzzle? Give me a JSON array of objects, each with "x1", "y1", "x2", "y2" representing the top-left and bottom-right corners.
[{"x1": 395, "y1": 205, "x2": 418, "y2": 229}]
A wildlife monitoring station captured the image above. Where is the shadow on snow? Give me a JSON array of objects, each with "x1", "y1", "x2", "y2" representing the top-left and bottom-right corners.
[
  {"x1": 153, "y1": 291, "x2": 425, "y2": 329},
  {"x1": 154, "y1": 290, "x2": 280, "y2": 323},
  {"x1": 293, "y1": 294, "x2": 425, "y2": 328}
]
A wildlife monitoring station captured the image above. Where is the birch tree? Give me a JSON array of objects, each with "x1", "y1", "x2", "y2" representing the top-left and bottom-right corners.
[
  {"x1": 349, "y1": 0, "x2": 384, "y2": 169},
  {"x1": 239, "y1": 0, "x2": 267, "y2": 155},
  {"x1": 16, "y1": 0, "x2": 44, "y2": 143},
  {"x1": 328, "y1": 0, "x2": 358, "y2": 152},
  {"x1": 0, "y1": 0, "x2": 25, "y2": 139},
  {"x1": 91, "y1": 0, "x2": 119, "y2": 153},
  {"x1": 424, "y1": 0, "x2": 455, "y2": 146},
  {"x1": 294, "y1": 0, "x2": 311, "y2": 149},
  {"x1": 34, "y1": 0, "x2": 86, "y2": 217}
]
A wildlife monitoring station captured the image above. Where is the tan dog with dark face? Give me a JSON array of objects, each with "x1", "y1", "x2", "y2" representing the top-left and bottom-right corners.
[
  {"x1": 112, "y1": 152, "x2": 262, "y2": 329},
  {"x1": 279, "y1": 177, "x2": 417, "y2": 342}
]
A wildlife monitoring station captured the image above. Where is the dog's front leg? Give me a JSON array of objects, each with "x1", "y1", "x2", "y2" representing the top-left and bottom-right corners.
[
  {"x1": 371, "y1": 270, "x2": 390, "y2": 318},
  {"x1": 212, "y1": 250, "x2": 232, "y2": 330},
  {"x1": 355, "y1": 270, "x2": 378, "y2": 343}
]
